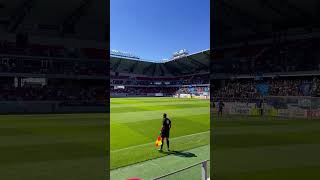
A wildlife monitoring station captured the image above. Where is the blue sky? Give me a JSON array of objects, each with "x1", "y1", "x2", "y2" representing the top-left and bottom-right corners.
[{"x1": 110, "y1": 0, "x2": 210, "y2": 61}]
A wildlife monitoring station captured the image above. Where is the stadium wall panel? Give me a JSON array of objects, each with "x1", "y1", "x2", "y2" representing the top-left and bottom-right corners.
[
  {"x1": 212, "y1": 97, "x2": 320, "y2": 119},
  {"x1": 0, "y1": 101, "x2": 107, "y2": 114}
]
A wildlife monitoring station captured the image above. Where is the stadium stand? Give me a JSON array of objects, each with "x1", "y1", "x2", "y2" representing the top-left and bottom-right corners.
[
  {"x1": 110, "y1": 50, "x2": 210, "y2": 99},
  {"x1": 0, "y1": 0, "x2": 108, "y2": 114},
  {"x1": 212, "y1": 38, "x2": 320, "y2": 74},
  {"x1": 0, "y1": 44, "x2": 108, "y2": 113},
  {"x1": 0, "y1": 1, "x2": 109, "y2": 179},
  {"x1": 211, "y1": 0, "x2": 320, "y2": 119},
  {"x1": 213, "y1": 77, "x2": 320, "y2": 102}
]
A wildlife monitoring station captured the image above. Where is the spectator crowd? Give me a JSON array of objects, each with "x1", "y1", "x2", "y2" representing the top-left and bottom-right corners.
[
  {"x1": 213, "y1": 78, "x2": 320, "y2": 101},
  {"x1": 0, "y1": 84, "x2": 107, "y2": 102}
]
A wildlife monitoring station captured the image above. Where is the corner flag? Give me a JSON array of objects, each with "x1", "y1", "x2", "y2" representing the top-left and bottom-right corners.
[{"x1": 155, "y1": 136, "x2": 162, "y2": 147}]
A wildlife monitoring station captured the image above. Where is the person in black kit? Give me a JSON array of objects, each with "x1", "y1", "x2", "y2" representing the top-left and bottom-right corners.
[
  {"x1": 159, "y1": 113, "x2": 171, "y2": 151},
  {"x1": 218, "y1": 100, "x2": 224, "y2": 116},
  {"x1": 257, "y1": 99, "x2": 263, "y2": 116}
]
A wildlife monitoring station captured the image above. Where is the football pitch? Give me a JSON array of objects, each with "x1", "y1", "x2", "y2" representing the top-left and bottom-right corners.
[
  {"x1": 0, "y1": 97, "x2": 210, "y2": 179},
  {"x1": 110, "y1": 97, "x2": 210, "y2": 173},
  {"x1": 3, "y1": 98, "x2": 319, "y2": 179},
  {"x1": 212, "y1": 115, "x2": 320, "y2": 180},
  {"x1": 0, "y1": 113, "x2": 108, "y2": 180}
]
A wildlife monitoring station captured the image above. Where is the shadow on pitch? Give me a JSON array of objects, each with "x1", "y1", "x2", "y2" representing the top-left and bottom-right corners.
[{"x1": 160, "y1": 150, "x2": 197, "y2": 158}]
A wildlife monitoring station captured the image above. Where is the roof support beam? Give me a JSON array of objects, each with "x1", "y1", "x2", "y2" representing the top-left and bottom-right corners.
[
  {"x1": 260, "y1": 0, "x2": 311, "y2": 22},
  {"x1": 142, "y1": 63, "x2": 154, "y2": 75},
  {"x1": 159, "y1": 64, "x2": 165, "y2": 76},
  {"x1": 218, "y1": 0, "x2": 265, "y2": 34},
  {"x1": 129, "y1": 61, "x2": 140, "y2": 73},
  {"x1": 188, "y1": 56, "x2": 208, "y2": 70},
  {"x1": 174, "y1": 60, "x2": 194, "y2": 74},
  {"x1": 8, "y1": 0, "x2": 35, "y2": 33},
  {"x1": 61, "y1": 0, "x2": 93, "y2": 35},
  {"x1": 151, "y1": 64, "x2": 157, "y2": 76},
  {"x1": 164, "y1": 63, "x2": 182, "y2": 76},
  {"x1": 112, "y1": 59, "x2": 122, "y2": 71}
]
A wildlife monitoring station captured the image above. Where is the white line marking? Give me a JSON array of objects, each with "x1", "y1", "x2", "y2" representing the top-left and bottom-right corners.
[{"x1": 111, "y1": 131, "x2": 209, "y2": 153}]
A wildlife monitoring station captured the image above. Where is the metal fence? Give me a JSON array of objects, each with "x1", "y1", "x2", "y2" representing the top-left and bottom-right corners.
[{"x1": 152, "y1": 160, "x2": 210, "y2": 180}]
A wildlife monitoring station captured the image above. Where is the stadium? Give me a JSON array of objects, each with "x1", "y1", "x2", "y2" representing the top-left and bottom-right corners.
[
  {"x1": 110, "y1": 0, "x2": 210, "y2": 179},
  {"x1": 110, "y1": 50, "x2": 210, "y2": 179},
  {"x1": 212, "y1": 0, "x2": 320, "y2": 179},
  {"x1": 0, "y1": 1, "x2": 210, "y2": 179}
]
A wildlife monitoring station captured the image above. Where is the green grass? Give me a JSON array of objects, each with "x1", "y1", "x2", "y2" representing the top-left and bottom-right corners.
[
  {"x1": 0, "y1": 113, "x2": 108, "y2": 180},
  {"x1": 4, "y1": 99, "x2": 320, "y2": 179},
  {"x1": 110, "y1": 97, "x2": 210, "y2": 170},
  {"x1": 111, "y1": 145, "x2": 210, "y2": 179},
  {"x1": 0, "y1": 97, "x2": 209, "y2": 179},
  {"x1": 212, "y1": 115, "x2": 320, "y2": 179}
]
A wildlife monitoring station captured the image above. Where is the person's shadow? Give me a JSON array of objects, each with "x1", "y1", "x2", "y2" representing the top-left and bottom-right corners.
[{"x1": 160, "y1": 150, "x2": 197, "y2": 158}]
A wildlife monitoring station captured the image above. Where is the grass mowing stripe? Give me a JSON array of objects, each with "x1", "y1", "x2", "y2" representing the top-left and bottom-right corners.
[
  {"x1": 111, "y1": 100, "x2": 208, "y2": 108},
  {"x1": 0, "y1": 128, "x2": 33, "y2": 136},
  {"x1": 215, "y1": 125, "x2": 320, "y2": 135},
  {"x1": 0, "y1": 113, "x2": 108, "y2": 121},
  {"x1": 223, "y1": 165, "x2": 320, "y2": 180},
  {"x1": 111, "y1": 97, "x2": 207, "y2": 103},
  {"x1": 111, "y1": 145, "x2": 210, "y2": 180},
  {"x1": 0, "y1": 157, "x2": 106, "y2": 180},
  {"x1": 0, "y1": 113, "x2": 107, "y2": 180},
  {"x1": 112, "y1": 131, "x2": 209, "y2": 152},
  {"x1": 110, "y1": 97, "x2": 210, "y2": 170},
  {"x1": 111, "y1": 122, "x2": 151, "y2": 149},
  {"x1": 212, "y1": 115, "x2": 320, "y2": 179},
  {"x1": 0, "y1": 122, "x2": 107, "y2": 129},
  {"x1": 111, "y1": 114, "x2": 209, "y2": 150},
  {"x1": 214, "y1": 131, "x2": 320, "y2": 150},
  {"x1": 111, "y1": 104, "x2": 208, "y2": 113},
  {"x1": 111, "y1": 107, "x2": 208, "y2": 123},
  {"x1": 0, "y1": 135, "x2": 104, "y2": 147},
  {"x1": 213, "y1": 144, "x2": 320, "y2": 173},
  {"x1": 0, "y1": 142, "x2": 105, "y2": 165},
  {"x1": 111, "y1": 131, "x2": 209, "y2": 169}
]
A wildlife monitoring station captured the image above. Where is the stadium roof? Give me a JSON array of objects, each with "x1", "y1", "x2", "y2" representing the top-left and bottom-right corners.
[
  {"x1": 110, "y1": 49, "x2": 210, "y2": 77},
  {"x1": 0, "y1": 0, "x2": 107, "y2": 41},
  {"x1": 213, "y1": 0, "x2": 320, "y2": 45}
]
